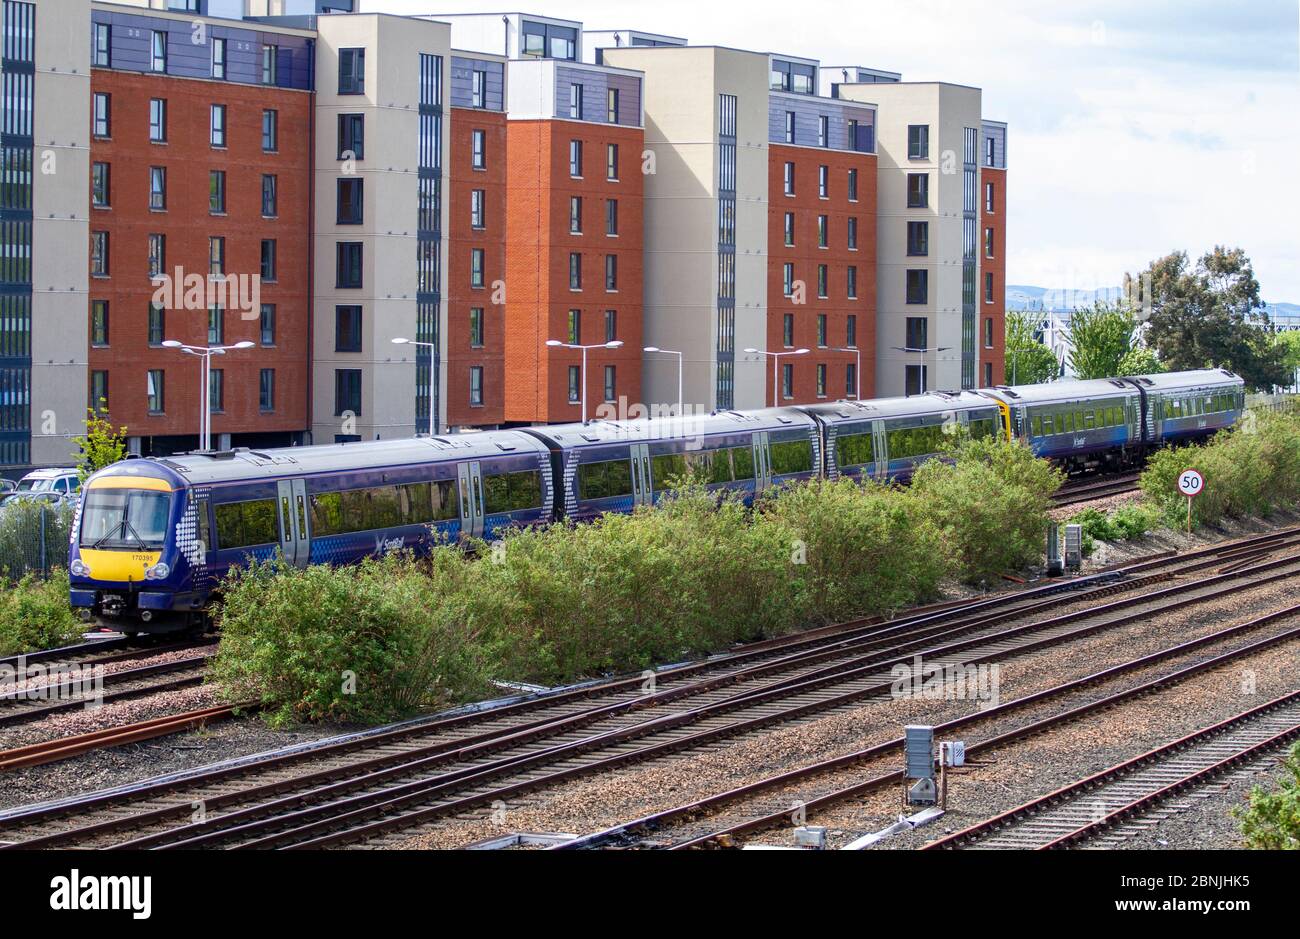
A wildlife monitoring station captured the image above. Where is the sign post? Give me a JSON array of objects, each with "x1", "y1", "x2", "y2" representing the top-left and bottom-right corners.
[{"x1": 1177, "y1": 469, "x2": 1205, "y2": 535}]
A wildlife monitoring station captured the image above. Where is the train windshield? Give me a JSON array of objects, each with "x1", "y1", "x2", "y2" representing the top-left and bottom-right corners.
[{"x1": 79, "y1": 490, "x2": 172, "y2": 551}]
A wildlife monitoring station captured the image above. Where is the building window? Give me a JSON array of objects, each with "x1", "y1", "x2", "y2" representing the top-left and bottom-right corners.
[
  {"x1": 147, "y1": 369, "x2": 164, "y2": 414},
  {"x1": 818, "y1": 115, "x2": 829, "y2": 148},
  {"x1": 150, "y1": 30, "x2": 167, "y2": 73},
  {"x1": 209, "y1": 367, "x2": 224, "y2": 412},
  {"x1": 783, "y1": 313, "x2": 794, "y2": 348},
  {"x1": 90, "y1": 300, "x2": 108, "y2": 347},
  {"x1": 816, "y1": 363, "x2": 827, "y2": 397},
  {"x1": 985, "y1": 180, "x2": 995, "y2": 213},
  {"x1": 336, "y1": 242, "x2": 363, "y2": 288},
  {"x1": 210, "y1": 104, "x2": 226, "y2": 147},
  {"x1": 846, "y1": 314, "x2": 857, "y2": 348},
  {"x1": 212, "y1": 37, "x2": 226, "y2": 79},
  {"x1": 209, "y1": 236, "x2": 225, "y2": 276},
  {"x1": 91, "y1": 162, "x2": 110, "y2": 208},
  {"x1": 784, "y1": 111, "x2": 795, "y2": 144},
  {"x1": 569, "y1": 139, "x2": 583, "y2": 178},
  {"x1": 604, "y1": 309, "x2": 617, "y2": 342},
  {"x1": 846, "y1": 363, "x2": 857, "y2": 398},
  {"x1": 335, "y1": 305, "x2": 362, "y2": 352},
  {"x1": 90, "y1": 371, "x2": 109, "y2": 412},
  {"x1": 848, "y1": 167, "x2": 859, "y2": 202},
  {"x1": 985, "y1": 227, "x2": 995, "y2": 258},
  {"x1": 782, "y1": 363, "x2": 794, "y2": 400},
  {"x1": 818, "y1": 165, "x2": 829, "y2": 198},
  {"x1": 470, "y1": 248, "x2": 485, "y2": 287},
  {"x1": 262, "y1": 110, "x2": 278, "y2": 152},
  {"x1": 569, "y1": 83, "x2": 583, "y2": 119},
  {"x1": 569, "y1": 196, "x2": 582, "y2": 233},
  {"x1": 339, "y1": 114, "x2": 364, "y2": 160},
  {"x1": 605, "y1": 254, "x2": 617, "y2": 291},
  {"x1": 469, "y1": 366, "x2": 484, "y2": 406},
  {"x1": 567, "y1": 309, "x2": 581, "y2": 344},
  {"x1": 984, "y1": 361, "x2": 993, "y2": 386},
  {"x1": 607, "y1": 143, "x2": 619, "y2": 180},
  {"x1": 260, "y1": 369, "x2": 275, "y2": 411},
  {"x1": 568, "y1": 365, "x2": 580, "y2": 403},
  {"x1": 261, "y1": 239, "x2": 277, "y2": 282},
  {"x1": 469, "y1": 307, "x2": 484, "y2": 347},
  {"x1": 335, "y1": 369, "x2": 362, "y2": 416},
  {"x1": 906, "y1": 270, "x2": 929, "y2": 305},
  {"x1": 148, "y1": 233, "x2": 165, "y2": 278},
  {"x1": 783, "y1": 162, "x2": 795, "y2": 196},
  {"x1": 908, "y1": 124, "x2": 930, "y2": 160},
  {"x1": 905, "y1": 364, "x2": 927, "y2": 397},
  {"x1": 908, "y1": 221, "x2": 929, "y2": 256},
  {"x1": 784, "y1": 212, "x2": 795, "y2": 246},
  {"x1": 985, "y1": 272, "x2": 995, "y2": 304},
  {"x1": 261, "y1": 175, "x2": 277, "y2": 217},
  {"x1": 149, "y1": 98, "x2": 166, "y2": 142},
  {"x1": 470, "y1": 128, "x2": 486, "y2": 168},
  {"x1": 209, "y1": 171, "x2": 226, "y2": 214},
  {"x1": 569, "y1": 252, "x2": 582, "y2": 290},
  {"x1": 467, "y1": 189, "x2": 485, "y2": 229},
  {"x1": 984, "y1": 316, "x2": 995, "y2": 348},
  {"x1": 260, "y1": 304, "x2": 276, "y2": 346},
  {"x1": 93, "y1": 23, "x2": 111, "y2": 67},
  {"x1": 471, "y1": 70, "x2": 486, "y2": 108},
  {"x1": 603, "y1": 365, "x2": 616, "y2": 403},
  {"x1": 148, "y1": 303, "x2": 165, "y2": 346},
  {"x1": 907, "y1": 173, "x2": 929, "y2": 208},
  {"x1": 986, "y1": 135, "x2": 997, "y2": 167},
  {"x1": 847, "y1": 265, "x2": 858, "y2": 299},
  {"x1": 90, "y1": 231, "x2": 109, "y2": 276},
  {"x1": 337, "y1": 178, "x2": 363, "y2": 224},
  {"x1": 339, "y1": 48, "x2": 365, "y2": 95},
  {"x1": 607, "y1": 88, "x2": 620, "y2": 123},
  {"x1": 782, "y1": 262, "x2": 794, "y2": 297},
  {"x1": 817, "y1": 264, "x2": 828, "y2": 298},
  {"x1": 148, "y1": 167, "x2": 166, "y2": 211},
  {"x1": 261, "y1": 44, "x2": 278, "y2": 85},
  {"x1": 208, "y1": 306, "x2": 224, "y2": 345},
  {"x1": 816, "y1": 313, "x2": 827, "y2": 347},
  {"x1": 847, "y1": 216, "x2": 858, "y2": 250},
  {"x1": 906, "y1": 317, "x2": 928, "y2": 351},
  {"x1": 93, "y1": 93, "x2": 110, "y2": 137},
  {"x1": 817, "y1": 215, "x2": 828, "y2": 247},
  {"x1": 606, "y1": 199, "x2": 618, "y2": 236}
]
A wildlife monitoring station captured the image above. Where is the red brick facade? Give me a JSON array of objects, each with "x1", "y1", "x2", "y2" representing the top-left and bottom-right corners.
[
  {"x1": 88, "y1": 71, "x2": 310, "y2": 448},
  {"x1": 504, "y1": 119, "x2": 643, "y2": 423},
  {"x1": 768, "y1": 145, "x2": 877, "y2": 405},
  {"x1": 982, "y1": 167, "x2": 1007, "y2": 387}
]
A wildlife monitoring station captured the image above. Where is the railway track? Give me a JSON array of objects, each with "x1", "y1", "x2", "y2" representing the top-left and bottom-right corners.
[
  {"x1": 923, "y1": 691, "x2": 1300, "y2": 850},
  {"x1": 1053, "y1": 473, "x2": 1142, "y2": 507},
  {"x1": 1, "y1": 528, "x2": 1296, "y2": 851}
]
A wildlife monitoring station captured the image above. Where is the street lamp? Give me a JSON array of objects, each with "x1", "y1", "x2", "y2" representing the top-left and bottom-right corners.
[
  {"x1": 161, "y1": 339, "x2": 254, "y2": 452},
  {"x1": 643, "y1": 347, "x2": 683, "y2": 416},
  {"x1": 744, "y1": 348, "x2": 809, "y2": 408},
  {"x1": 891, "y1": 346, "x2": 951, "y2": 396},
  {"x1": 392, "y1": 337, "x2": 438, "y2": 436},
  {"x1": 832, "y1": 346, "x2": 862, "y2": 401},
  {"x1": 546, "y1": 339, "x2": 624, "y2": 423}
]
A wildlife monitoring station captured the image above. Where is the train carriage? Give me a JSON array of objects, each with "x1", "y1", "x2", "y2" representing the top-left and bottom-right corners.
[{"x1": 1132, "y1": 369, "x2": 1245, "y2": 445}]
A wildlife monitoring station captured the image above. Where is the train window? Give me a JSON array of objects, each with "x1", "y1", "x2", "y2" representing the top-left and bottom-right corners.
[
  {"x1": 1083, "y1": 411, "x2": 1097, "y2": 429},
  {"x1": 402, "y1": 480, "x2": 458, "y2": 522},
  {"x1": 968, "y1": 418, "x2": 996, "y2": 440},
  {"x1": 651, "y1": 453, "x2": 687, "y2": 483},
  {"x1": 770, "y1": 440, "x2": 814, "y2": 475},
  {"x1": 578, "y1": 459, "x2": 634, "y2": 500},
  {"x1": 197, "y1": 502, "x2": 212, "y2": 553},
  {"x1": 483, "y1": 471, "x2": 543, "y2": 514},
  {"x1": 886, "y1": 424, "x2": 946, "y2": 461},
  {"x1": 1031, "y1": 416, "x2": 1043, "y2": 437},
  {"x1": 729, "y1": 446, "x2": 755, "y2": 481},
  {"x1": 837, "y1": 432, "x2": 875, "y2": 468},
  {"x1": 213, "y1": 499, "x2": 279, "y2": 550}
]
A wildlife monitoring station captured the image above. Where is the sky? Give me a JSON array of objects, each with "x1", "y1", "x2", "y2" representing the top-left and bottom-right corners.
[{"x1": 364, "y1": 0, "x2": 1300, "y2": 301}]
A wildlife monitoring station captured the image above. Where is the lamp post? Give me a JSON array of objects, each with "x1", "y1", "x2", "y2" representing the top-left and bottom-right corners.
[
  {"x1": 643, "y1": 346, "x2": 683, "y2": 416},
  {"x1": 891, "y1": 346, "x2": 951, "y2": 396},
  {"x1": 546, "y1": 339, "x2": 624, "y2": 423},
  {"x1": 392, "y1": 337, "x2": 438, "y2": 436},
  {"x1": 161, "y1": 340, "x2": 254, "y2": 452},
  {"x1": 744, "y1": 348, "x2": 809, "y2": 408},
  {"x1": 832, "y1": 346, "x2": 862, "y2": 400}
]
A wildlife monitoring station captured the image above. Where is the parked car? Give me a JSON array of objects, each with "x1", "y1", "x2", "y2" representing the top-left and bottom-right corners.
[
  {"x1": 0, "y1": 489, "x2": 70, "y2": 511},
  {"x1": 13, "y1": 468, "x2": 81, "y2": 497},
  {"x1": 0, "y1": 478, "x2": 15, "y2": 494}
]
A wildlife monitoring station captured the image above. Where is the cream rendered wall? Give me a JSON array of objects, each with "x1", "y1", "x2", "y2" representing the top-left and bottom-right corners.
[
  {"x1": 30, "y1": 0, "x2": 91, "y2": 466},
  {"x1": 312, "y1": 14, "x2": 451, "y2": 443}
]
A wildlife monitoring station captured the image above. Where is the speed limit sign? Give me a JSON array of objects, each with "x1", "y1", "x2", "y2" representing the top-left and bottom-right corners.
[{"x1": 1178, "y1": 469, "x2": 1205, "y2": 498}]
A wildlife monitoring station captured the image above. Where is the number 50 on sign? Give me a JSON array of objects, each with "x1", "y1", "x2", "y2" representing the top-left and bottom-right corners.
[{"x1": 1178, "y1": 469, "x2": 1205, "y2": 533}]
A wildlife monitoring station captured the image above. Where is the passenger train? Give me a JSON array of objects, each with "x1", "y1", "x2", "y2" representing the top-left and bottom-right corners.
[{"x1": 68, "y1": 368, "x2": 1244, "y2": 633}]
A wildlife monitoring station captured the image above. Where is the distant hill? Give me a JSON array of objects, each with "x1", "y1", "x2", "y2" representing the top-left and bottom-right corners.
[{"x1": 1007, "y1": 285, "x2": 1300, "y2": 322}]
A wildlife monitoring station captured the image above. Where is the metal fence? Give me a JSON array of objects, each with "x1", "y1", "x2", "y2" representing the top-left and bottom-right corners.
[
  {"x1": 1246, "y1": 392, "x2": 1300, "y2": 414},
  {"x1": 0, "y1": 501, "x2": 73, "y2": 582}
]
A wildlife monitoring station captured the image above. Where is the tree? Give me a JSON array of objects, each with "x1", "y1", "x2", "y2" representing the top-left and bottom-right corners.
[
  {"x1": 1067, "y1": 302, "x2": 1138, "y2": 379},
  {"x1": 1116, "y1": 345, "x2": 1164, "y2": 377},
  {"x1": 1234, "y1": 742, "x2": 1300, "y2": 850},
  {"x1": 73, "y1": 405, "x2": 127, "y2": 483},
  {"x1": 1277, "y1": 331, "x2": 1300, "y2": 390},
  {"x1": 1004, "y1": 311, "x2": 1060, "y2": 385},
  {"x1": 1133, "y1": 247, "x2": 1289, "y2": 391}
]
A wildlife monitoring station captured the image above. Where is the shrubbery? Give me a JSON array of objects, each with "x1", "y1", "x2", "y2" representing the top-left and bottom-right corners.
[
  {"x1": 0, "y1": 569, "x2": 83, "y2": 656},
  {"x1": 1070, "y1": 504, "x2": 1162, "y2": 548},
  {"x1": 1234, "y1": 742, "x2": 1300, "y2": 850}
]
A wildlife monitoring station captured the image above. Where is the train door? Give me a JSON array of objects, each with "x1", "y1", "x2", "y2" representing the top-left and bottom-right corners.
[
  {"x1": 276, "y1": 479, "x2": 310, "y2": 568},
  {"x1": 752, "y1": 432, "x2": 773, "y2": 491},
  {"x1": 457, "y1": 462, "x2": 486, "y2": 538},
  {"x1": 629, "y1": 444, "x2": 652, "y2": 506},
  {"x1": 871, "y1": 421, "x2": 889, "y2": 481}
]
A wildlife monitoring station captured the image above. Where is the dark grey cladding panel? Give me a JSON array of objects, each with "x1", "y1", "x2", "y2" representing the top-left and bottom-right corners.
[
  {"x1": 768, "y1": 96, "x2": 875, "y2": 153},
  {"x1": 91, "y1": 10, "x2": 313, "y2": 91},
  {"x1": 554, "y1": 65, "x2": 642, "y2": 127},
  {"x1": 982, "y1": 122, "x2": 1007, "y2": 169},
  {"x1": 450, "y1": 56, "x2": 504, "y2": 111}
]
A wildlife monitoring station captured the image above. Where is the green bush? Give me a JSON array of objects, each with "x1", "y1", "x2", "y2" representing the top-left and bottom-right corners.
[
  {"x1": 209, "y1": 554, "x2": 497, "y2": 727},
  {"x1": 0, "y1": 569, "x2": 83, "y2": 656},
  {"x1": 1140, "y1": 410, "x2": 1300, "y2": 528},
  {"x1": 909, "y1": 436, "x2": 1065, "y2": 583},
  {"x1": 759, "y1": 478, "x2": 944, "y2": 623},
  {"x1": 1234, "y1": 742, "x2": 1300, "y2": 850},
  {"x1": 1070, "y1": 504, "x2": 1161, "y2": 544},
  {"x1": 0, "y1": 500, "x2": 73, "y2": 582}
]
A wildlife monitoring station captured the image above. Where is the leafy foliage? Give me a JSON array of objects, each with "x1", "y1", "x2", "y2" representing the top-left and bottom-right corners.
[
  {"x1": 1068, "y1": 302, "x2": 1140, "y2": 380},
  {"x1": 0, "y1": 570, "x2": 83, "y2": 656},
  {"x1": 1069, "y1": 504, "x2": 1161, "y2": 544},
  {"x1": 73, "y1": 406, "x2": 128, "y2": 483},
  {"x1": 1004, "y1": 311, "x2": 1061, "y2": 385},
  {"x1": 1234, "y1": 742, "x2": 1300, "y2": 850},
  {"x1": 1116, "y1": 344, "x2": 1165, "y2": 377}
]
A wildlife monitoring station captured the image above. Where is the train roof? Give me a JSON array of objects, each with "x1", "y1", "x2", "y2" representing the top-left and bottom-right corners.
[
  {"x1": 90, "y1": 432, "x2": 550, "y2": 488},
  {"x1": 979, "y1": 377, "x2": 1139, "y2": 406},
  {"x1": 522, "y1": 408, "x2": 817, "y2": 447},
  {"x1": 798, "y1": 391, "x2": 998, "y2": 425},
  {"x1": 1124, "y1": 369, "x2": 1243, "y2": 393}
]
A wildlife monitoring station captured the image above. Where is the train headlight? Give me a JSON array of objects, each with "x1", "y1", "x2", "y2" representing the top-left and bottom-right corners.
[
  {"x1": 145, "y1": 562, "x2": 171, "y2": 581},
  {"x1": 70, "y1": 558, "x2": 90, "y2": 578}
]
